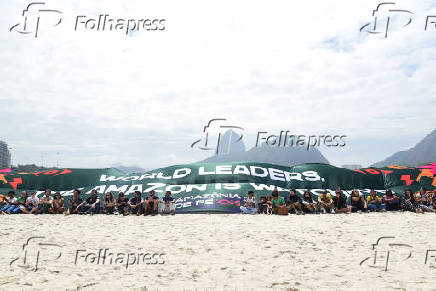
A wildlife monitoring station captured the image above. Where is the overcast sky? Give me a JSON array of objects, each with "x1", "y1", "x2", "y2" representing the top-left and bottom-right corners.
[{"x1": 1, "y1": 0, "x2": 435, "y2": 169}]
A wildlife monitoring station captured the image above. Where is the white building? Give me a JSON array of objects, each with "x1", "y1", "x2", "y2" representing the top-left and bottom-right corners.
[{"x1": 0, "y1": 141, "x2": 11, "y2": 168}]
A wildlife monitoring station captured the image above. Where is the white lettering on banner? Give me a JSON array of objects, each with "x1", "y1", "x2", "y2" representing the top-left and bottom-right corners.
[
  {"x1": 125, "y1": 185, "x2": 143, "y2": 195},
  {"x1": 139, "y1": 173, "x2": 157, "y2": 180},
  {"x1": 99, "y1": 165, "x2": 325, "y2": 183},
  {"x1": 156, "y1": 173, "x2": 172, "y2": 179},
  {"x1": 216, "y1": 165, "x2": 232, "y2": 175},
  {"x1": 233, "y1": 165, "x2": 250, "y2": 175},
  {"x1": 249, "y1": 183, "x2": 287, "y2": 191},
  {"x1": 99, "y1": 175, "x2": 123, "y2": 182},
  {"x1": 284, "y1": 172, "x2": 303, "y2": 182},
  {"x1": 122, "y1": 176, "x2": 139, "y2": 182},
  {"x1": 302, "y1": 171, "x2": 322, "y2": 181},
  {"x1": 222, "y1": 183, "x2": 241, "y2": 190},
  {"x1": 105, "y1": 185, "x2": 129, "y2": 193},
  {"x1": 144, "y1": 183, "x2": 167, "y2": 193},
  {"x1": 250, "y1": 166, "x2": 268, "y2": 177},
  {"x1": 199, "y1": 167, "x2": 215, "y2": 175},
  {"x1": 173, "y1": 168, "x2": 191, "y2": 179},
  {"x1": 268, "y1": 168, "x2": 285, "y2": 182}
]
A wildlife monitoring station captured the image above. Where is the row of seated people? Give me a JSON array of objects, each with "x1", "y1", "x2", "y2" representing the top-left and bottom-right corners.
[
  {"x1": 240, "y1": 188, "x2": 436, "y2": 214},
  {"x1": 0, "y1": 189, "x2": 176, "y2": 216}
]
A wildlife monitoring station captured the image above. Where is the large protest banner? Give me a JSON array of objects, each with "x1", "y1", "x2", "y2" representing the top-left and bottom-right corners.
[{"x1": 0, "y1": 163, "x2": 435, "y2": 213}]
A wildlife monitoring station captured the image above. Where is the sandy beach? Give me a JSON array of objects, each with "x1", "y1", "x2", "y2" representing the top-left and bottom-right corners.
[{"x1": 0, "y1": 212, "x2": 435, "y2": 290}]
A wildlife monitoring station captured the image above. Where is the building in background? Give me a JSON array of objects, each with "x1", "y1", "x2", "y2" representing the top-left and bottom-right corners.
[{"x1": 0, "y1": 141, "x2": 11, "y2": 168}]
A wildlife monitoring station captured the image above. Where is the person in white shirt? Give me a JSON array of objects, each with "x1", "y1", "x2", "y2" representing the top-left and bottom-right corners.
[
  {"x1": 240, "y1": 191, "x2": 257, "y2": 214},
  {"x1": 20, "y1": 191, "x2": 39, "y2": 214},
  {"x1": 1, "y1": 191, "x2": 18, "y2": 214}
]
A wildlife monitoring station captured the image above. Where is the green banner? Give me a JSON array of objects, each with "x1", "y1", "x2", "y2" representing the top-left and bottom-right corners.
[{"x1": 1, "y1": 163, "x2": 435, "y2": 213}]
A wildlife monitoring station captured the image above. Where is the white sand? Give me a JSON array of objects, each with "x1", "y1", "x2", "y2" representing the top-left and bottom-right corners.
[{"x1": 0, "y1": 212, "x2": 435, "y2": 290}]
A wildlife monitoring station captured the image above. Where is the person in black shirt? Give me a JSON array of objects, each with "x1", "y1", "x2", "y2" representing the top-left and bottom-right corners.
[
  {"x1": 117, "y1": 192, "x2": 130, "y2": 216},
  {"x1": 301, "y1": 191, "x2": 316, "y2": 213},
  {"x1": 350, "y1": 189, "x2": 367, "y2": 213},
  {"x1": 144, "y1": 190, "x2": 159, "y2": 215},
  {"x1": 257, "y1": 196, "x2": 268, "y2": 214},
  {"x1": 67, "y1": 189, "x2": 83, "y2": 214},
  {"x1": 128, "y1": 191, "x2": 143, "y2": 215},
  {"x1": 333, "y1": 189, "x2": 351, "y2": 213},
  {"x1": 286, "y1": 189, "x2": 304, "y2": 214},
  {"x1": 160, "y1": 191, "x2": 175, "y2": 215},
  {"x1": 79, "y1": 190, "x2": 100, "y2": 214}
]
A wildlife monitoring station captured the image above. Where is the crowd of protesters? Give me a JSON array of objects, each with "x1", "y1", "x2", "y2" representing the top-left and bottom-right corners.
[
  {"x1": 240, "y1": 188, "x2": 436, "y2": 215},
  {"x1": 0, "y1": 189, "x2": 175, "y2": 216},
  {"x1": 1, "y1": 187, "x2": 435, "y2": 216}
]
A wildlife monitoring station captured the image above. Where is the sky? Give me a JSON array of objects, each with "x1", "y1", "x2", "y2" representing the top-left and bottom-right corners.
[{"x1": 1, "y1": 0, "x2": 435, "y2": 169}]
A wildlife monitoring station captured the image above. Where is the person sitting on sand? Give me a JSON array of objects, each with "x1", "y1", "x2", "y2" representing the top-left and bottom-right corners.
[
  {"x1": 366, "y1": 189, "x2": 386, "y2": 212},
  {"x1": 129, "y1": 191, "x2": 143, "y2": 215},
  {"x1": 38, "y1": 189, "x2": 53, "y2": 214},
  {"x1": 350, "y1": 189, "x2": 367, "y2": 213},
  {"x1": 50, "y1": 192, "x2": 65, "y2": 214},
  {"x1": 270, "y1": 190, "x2": 285, "y2": 214},
  {"x1": 67, "y1": 189, "x2": 84, "y2": 214},
  {"x1": 257, "y1": 196, "x2": 268, "y2": 214},
  {"x1": 79, "y1": 190, "x2": 100, "y2": 215},
  {"x1": 103, "y1": 192, "x2": 116, "y2": 214},
  {"x1": 431, "y1": 191, "x2": 436, "y2": 210},
  {"x1": 8, "y1": 191, "x2": 27, "y2": 214},
  {"x1": 401, "y1": 189, "x2": 422, "y2": 213},
  {"x1": 318, "y1": 190, "x2": 334, "y2": 213},
  {"x1": 240, "y1": 191, "x2": 257, "y2": 214},
  {"x1": 20, "y1": 192, "x2": 39, "y2": 214},
  {"x1": 301, "y1": 191, "x2": 316, "y2": 213},
  {"x1": 117, "y1": 192, "x2": 129, "y2": 215},
  {"x1": 1, "y1": 191, "x2": 17, "y2": 214},
  {"x1": 286, "y1": 189, "x2": 304, "y2": 214},
  {"x1": 160, "y1": 191, "x2": 176, "y2": 215},
  {"x1": 382, "y1": 189, "x2": 400, "y2": 211},
  {"x1": 333, "y1": 189, "x2": 351, "y2": 213},
  {"x1": 413, "y1": 188, "x2": 436, "y2": 213},
  {"x1": 144, "y1": 190, "x2": 159, "y2": 216}
]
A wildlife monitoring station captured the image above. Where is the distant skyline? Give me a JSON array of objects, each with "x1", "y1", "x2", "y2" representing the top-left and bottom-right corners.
[{"x1": 1, "y1": 0, "x2": 436, "y2": 169}]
